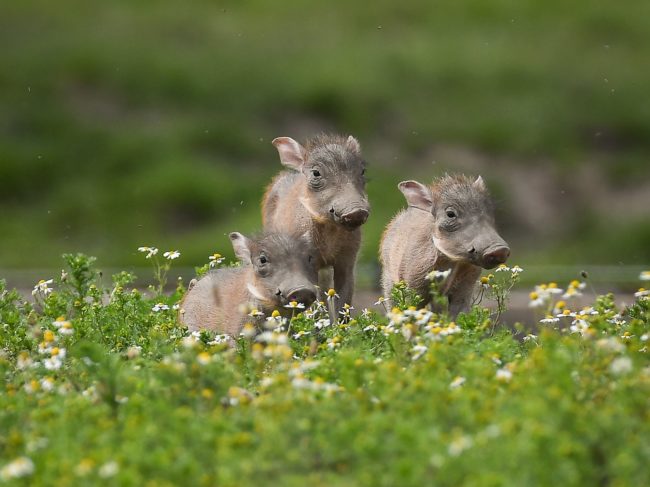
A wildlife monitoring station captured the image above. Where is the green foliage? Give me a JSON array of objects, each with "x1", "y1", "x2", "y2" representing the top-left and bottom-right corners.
[
  {"x1": 1, "y1": 0, "x2": 649, "y2": 270},
  {"x1": 61, "y1": 253, "x2": 98, "y2": 302},
  {"x1": 390, "y1": 280, "x2": 422, "y2": 309},
  {"x1": 2, "y1": 255, "x2": 650, "y2": 485}
]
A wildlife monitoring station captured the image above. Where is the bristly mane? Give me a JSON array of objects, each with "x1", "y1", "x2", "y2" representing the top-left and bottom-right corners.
[
  {"x1": 244, "y1": 231, "x2": 312, "y2": 256},
  {"x1": 431, "y1": 173, "x2": 494, "y2": 211},
  {"x1": 303, "y1": 133, "x2": 364, "y2": 171},
  {"x1": 304, "y1": 133, "x2": 350, "y2": 152}
]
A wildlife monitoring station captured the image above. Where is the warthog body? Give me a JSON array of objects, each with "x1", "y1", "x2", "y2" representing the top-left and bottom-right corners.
[
  {"x1": 262, "y1": 134, "x2": 370, "y2": 307},
  {"x1": 180, "y1": 232, "x2": 318, "y2": 334},
  {"x1": 380, "y1": 174, "x2": 510, "y2": 316}
]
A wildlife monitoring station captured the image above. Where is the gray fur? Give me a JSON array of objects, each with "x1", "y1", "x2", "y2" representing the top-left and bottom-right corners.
[
  {"x1": 263, "y1": 134, "x2": 370, "y2": 308},
  {"x1": 380, "y1": 174, "x2": 509, "y2": 316},
  {"x1": 179, "y1": 232, "x2": 318, "y2": 335}
]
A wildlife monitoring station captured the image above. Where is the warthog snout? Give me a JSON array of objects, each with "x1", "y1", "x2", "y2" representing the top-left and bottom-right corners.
[
  {"x1": 331, "y1": 208, "x2": 369, "y2": 228},
  {"x1": 342, "y1": 208, "x2": 369, "y2": 227},
  {"x1": 285, "y1": 287, "x2": 317, "y2": 306},
  {"x1": 481, "y1": 246, "x2": 510, "y2": 269}
]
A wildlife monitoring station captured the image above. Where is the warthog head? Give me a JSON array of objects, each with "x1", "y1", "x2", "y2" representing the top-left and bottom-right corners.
[
  {"x1": 229, "y1": 231, "x2": 319, "y2": 308},
  {"x1": 399, "y1": 175, "x2": 510, "y2": 269},
  {"x1": 272, "y1": 134, "x2": 370, "y2": 230}
]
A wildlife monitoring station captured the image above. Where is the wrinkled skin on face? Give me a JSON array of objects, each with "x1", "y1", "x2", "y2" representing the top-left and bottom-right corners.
[
  {"x1": 400, "y1": 175, "x2": 510, "y2": 269},
  {"x1": 272, "y1": 135, "x2": 370, "y2": 229},
  {"x1": 179, "y1": 232, "x2": 318, "y2": 335},
  {"x1": 230, "y1": 232, "x2": 319, "y2": 308},
  {"x1": 380, "y1": 174, "x2": 510, "y2": 317}
]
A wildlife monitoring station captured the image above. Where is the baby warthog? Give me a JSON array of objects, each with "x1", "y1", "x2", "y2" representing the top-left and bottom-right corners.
[
  {"x1": 180, "y1": 232, "x2": 318, "y2": 335},
  {"x1": 262, "y1": 134, "x2": 370, "y2": 308},
  {"x1": 380, "y1": 174, "x2": 510, "y2": 316}
]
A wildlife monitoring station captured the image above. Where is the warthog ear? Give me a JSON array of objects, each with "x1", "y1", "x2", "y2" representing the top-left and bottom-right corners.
[
  {"x1": 272, "y1": 137, "x2": 306, "y2": 170},
  {"x1": 474, "y1": 175, "x2": 487, "y2": 191},
  {"x1": 229, "y1": 232, "x2": 252, "y2": 264},
  {"x1": 398, "y1": 180, "x2": 433, "y2": 212},
  {"x1": 345, "y1": 135, "x2": 361, "y2": 154}
]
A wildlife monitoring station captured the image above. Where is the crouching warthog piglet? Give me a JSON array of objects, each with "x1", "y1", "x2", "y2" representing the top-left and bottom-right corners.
[
  {"x1": 179, "y1": 232, "x2": 318, "y2": 335},
  {"x1": 380, "y1": 174, "x2": 510, "y2": 316},
  {"x1": 262, "y1": 134, "x2": 370, "y2": 308}
]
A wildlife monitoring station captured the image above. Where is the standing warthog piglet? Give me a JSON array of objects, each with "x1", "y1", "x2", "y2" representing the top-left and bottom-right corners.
[
  {"x1": 380, "y1": 174, "x2": 510, "y2": 316},
  {"x1": 262, "y1": 134, "x2": 370, "y2": 308},
  {"x1": 179, "y1": 232, "x2": 318, "y2": 335}
]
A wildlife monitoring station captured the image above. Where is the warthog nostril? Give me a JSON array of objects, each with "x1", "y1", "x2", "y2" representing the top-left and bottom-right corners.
[
  {"x1": 275, "y1": 289, "x2": 282, "y2": 296},
  {"x1": 329, "y1": 208, "x2": 336, "y2": 214},
  {"x1": 340, "y1": 209, "x2": 369, "y2": 228},
  {"x1": 287, "y1": 288, "x2": 317, "y2": 306},
  {"x1": 482, "y1": 246, "x2": 511, "y2": 269},
  {"x1": 469, "y1": 247, "x2": 476, "y2": 254}
]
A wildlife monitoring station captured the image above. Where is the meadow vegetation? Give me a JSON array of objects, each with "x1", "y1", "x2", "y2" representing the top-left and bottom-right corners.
[{"x1": 1, "y1": 252, "x2": 649, "y2": 485}]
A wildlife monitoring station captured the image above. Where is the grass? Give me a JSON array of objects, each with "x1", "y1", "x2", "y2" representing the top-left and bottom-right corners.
[
  {"x1": 1, "y1": 0, "x2": 650, "y2": 271},
  {"x1": 1, "y1": 253, "x2": 649, "y2": 485}
]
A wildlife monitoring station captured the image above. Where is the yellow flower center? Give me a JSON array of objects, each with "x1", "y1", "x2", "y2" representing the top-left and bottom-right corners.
[
  {"x1": 271, "y1": 310, "x2": 280, "y2": 318},
  {"x1": 44, "y1": 330, "x2": 55, "y2": 342},
  {"x1": 529, "y1": 292, "x2": 539, "y2": 300}
]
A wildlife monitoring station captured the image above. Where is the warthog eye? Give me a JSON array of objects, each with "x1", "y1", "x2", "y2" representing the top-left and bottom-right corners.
[
  {"x1": 311, "y1": 169, "x2": 321, "y2": 178},
  {"x1": 259, "y1": 255, "x2": 268, "y2": 264},
  {"x1": 446, "y1": 209, "x2": 457, "y2": 219}
]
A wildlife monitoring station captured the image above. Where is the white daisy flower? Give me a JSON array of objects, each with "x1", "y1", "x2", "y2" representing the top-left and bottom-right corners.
[
  {"x1": 137, "y1": 246, "x2": 158, "y2": 259},
  {"x1": 449, "y1": 376, "x2": 466, "y2": 389},
  {"x1": 32, "y1": 279, "x2": 53, "y2": 297},
  {"x1": 426, "y1": 268, "x2": 451, "y2": 282},
  {"x1": 0, "y1": 457, "x2": 35, "y2": 480},
  {"x1": 163, "y1": 250, "x2": 180, "y2": 260},
  {"x1": 209, "y1": 253, "x2": 225, "y2": 267},
  {"x1": 495, "y1": 368, "x2": 513, "y2": 382}
]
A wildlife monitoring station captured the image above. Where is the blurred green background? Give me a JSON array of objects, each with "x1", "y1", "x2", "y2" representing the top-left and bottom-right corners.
[{"x1": 1, "y1": 0, "x2": 649, "y2": 287}]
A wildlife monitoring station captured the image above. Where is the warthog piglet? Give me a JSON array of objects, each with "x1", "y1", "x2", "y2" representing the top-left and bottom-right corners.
[
  {"x1": 381, "y1": 174, "x2": 509, "y2": 316},
  {"x1": 262, "y1": 134, "x2": 370, "y2": 309},
  {"x1": 180, "y1": 232, "x2": 318, "y2": 335}
]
